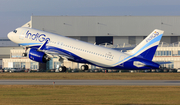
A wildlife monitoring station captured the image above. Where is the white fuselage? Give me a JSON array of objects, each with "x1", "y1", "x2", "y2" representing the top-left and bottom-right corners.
[{"x1": 8, "y1": 27, "x2": 129, "y2": 67}]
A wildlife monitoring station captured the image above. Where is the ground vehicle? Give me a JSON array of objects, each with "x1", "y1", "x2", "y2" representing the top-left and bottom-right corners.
[{"x1": 8, "y1": 68, "x2": 24, "y2": 73}]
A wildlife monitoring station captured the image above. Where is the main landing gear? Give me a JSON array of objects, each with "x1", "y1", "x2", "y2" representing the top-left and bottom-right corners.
[
  {"x1": 57, "y1": 56, "x2": 67, "y2": 72},
  {"x1": 81, "y1": 65, "x2": 89, "y2": 71},
  {"x1": 58, "y1": 66, "x2": 66, "y2": 72},
  {"x1": 57, "y1": 64, "x2": 89, "y2": 72},
  {"x1": 57, "y1": 56, "x2": 89, "y2": 72}
]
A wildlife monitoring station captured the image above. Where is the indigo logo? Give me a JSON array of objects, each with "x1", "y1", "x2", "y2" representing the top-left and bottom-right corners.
[
  {"x1": 25, "y1": 30, "x2": 50, "y2": 42},
  {"x1": 146, "y1": 31, "x2": 159, "y2": 43}
]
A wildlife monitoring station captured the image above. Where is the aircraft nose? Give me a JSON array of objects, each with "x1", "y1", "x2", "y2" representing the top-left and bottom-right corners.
[{"x1": 7, "y1": 31, "x2": 13, "y2": 40}]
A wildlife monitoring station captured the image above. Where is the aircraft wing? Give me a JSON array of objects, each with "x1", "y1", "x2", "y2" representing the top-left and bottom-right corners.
[
  {"x1": 24, "y1": 41, "x2": 74, "y2": 60},
  {"x1": 44, "y1": 50, "x2": 74, "y2": 60},
  {"x1": 155, "y1": 61, "x2": 172, "y2": 65},
  {"x1": 112, "y1": 46, "x2": 135, "y2": 52}
]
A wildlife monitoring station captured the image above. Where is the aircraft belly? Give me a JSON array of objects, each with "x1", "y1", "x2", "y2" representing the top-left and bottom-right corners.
[
  {"x1": 86, "y1": 59, "x2": 114, "y2": 67},
  {"x1": 83, "y1": 56, "x2": 116, "y2": 67}
]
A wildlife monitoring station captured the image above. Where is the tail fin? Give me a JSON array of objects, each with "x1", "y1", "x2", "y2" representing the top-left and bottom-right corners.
[{"x1": 130, "y1": 29, "x2": 164, "y2": 61}]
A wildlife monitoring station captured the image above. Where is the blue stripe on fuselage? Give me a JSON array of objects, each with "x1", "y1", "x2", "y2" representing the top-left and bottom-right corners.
[{"x1": 19, "y1": 43, "x2": 42, "y2": 46}]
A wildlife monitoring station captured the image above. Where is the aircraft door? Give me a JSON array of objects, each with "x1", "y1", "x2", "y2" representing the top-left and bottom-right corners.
[
  {"x1": 119, "y1": 55, "x2": 125, "y2": 61},
  {"x1": 118, "y1": 55, "x2": 126, "y2": 67},
  {"x1": 19, "y1": 30, "x2": 26, "y2": 40}
]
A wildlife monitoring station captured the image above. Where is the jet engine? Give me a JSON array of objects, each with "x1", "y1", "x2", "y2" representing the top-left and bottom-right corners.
[{"x1": 28, "y1": 48, "x2": 50, "y2": 63}]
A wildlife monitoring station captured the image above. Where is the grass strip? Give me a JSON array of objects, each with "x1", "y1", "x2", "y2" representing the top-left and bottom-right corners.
[{"x1": 0, "y1": 85, "x2": 180, "y2": 105}]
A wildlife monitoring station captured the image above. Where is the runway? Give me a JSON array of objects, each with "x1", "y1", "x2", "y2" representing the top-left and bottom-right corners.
[{"x1": 0, "y1": 80, "x2": 180, "y2": 86}]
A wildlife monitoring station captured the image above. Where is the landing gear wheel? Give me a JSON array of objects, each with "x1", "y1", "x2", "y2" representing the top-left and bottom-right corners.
[
  {"x1": 59, "y1": 66, "x2": 66, "y2": 72},
  {"x1": 22, "y1": 53, "x2": 27, "y2": 57},
  {"x1": 81, "y1": 65, "x2": 89, "y2": 71}
]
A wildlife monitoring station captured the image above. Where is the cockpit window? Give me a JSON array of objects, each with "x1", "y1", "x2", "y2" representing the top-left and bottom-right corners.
[{"x1": 13, "y1": 30, "x2": 17, "y2": 33}]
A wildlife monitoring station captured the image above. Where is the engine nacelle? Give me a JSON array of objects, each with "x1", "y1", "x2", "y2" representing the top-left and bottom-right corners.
[{"x1": 28, "y1": 48, "x2": 50, "y2": 63}]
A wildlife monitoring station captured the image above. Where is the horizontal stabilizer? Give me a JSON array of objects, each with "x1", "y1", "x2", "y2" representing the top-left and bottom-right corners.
[{"x1": 155, "y1": 61, "x2": 172, "y2": 65}]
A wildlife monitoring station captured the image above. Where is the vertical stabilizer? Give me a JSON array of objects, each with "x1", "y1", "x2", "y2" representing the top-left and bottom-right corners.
[{"x1": 130, "y1": 29, "x2": 164, "y2": 61}]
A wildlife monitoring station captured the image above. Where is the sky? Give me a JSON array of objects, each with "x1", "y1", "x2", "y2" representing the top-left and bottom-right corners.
[{"x1": 1, "y1": 0, "x2": 180, "y2": 38}]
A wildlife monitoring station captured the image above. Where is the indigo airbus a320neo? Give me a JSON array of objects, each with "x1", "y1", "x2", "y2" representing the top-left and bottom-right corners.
[{"x1": 8, "y1": 27, "x2": 164, "y2": 71}]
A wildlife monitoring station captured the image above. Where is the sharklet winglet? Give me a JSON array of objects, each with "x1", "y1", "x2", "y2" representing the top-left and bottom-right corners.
[{"x1": 38, "y1": 40, "x2": 49, "y2": 51}]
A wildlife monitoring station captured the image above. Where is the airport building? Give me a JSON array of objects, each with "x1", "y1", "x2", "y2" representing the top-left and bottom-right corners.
[{"x1": 2, "y1": 16, "x2": 180, "y2": 70}]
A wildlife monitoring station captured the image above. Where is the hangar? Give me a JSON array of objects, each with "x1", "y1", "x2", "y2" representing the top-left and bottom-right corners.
[
  {"x1": 2, "y1": 16, "x2": 180, "y2": 70},
  {"x1": 31, "y1": 16, "x2": 180, "y2": 45}
]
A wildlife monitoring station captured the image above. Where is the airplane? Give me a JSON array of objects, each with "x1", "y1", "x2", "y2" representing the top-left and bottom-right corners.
[{"x1": 8, "y1": 27, "x2": 164, "y2": 72}]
